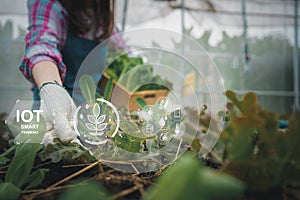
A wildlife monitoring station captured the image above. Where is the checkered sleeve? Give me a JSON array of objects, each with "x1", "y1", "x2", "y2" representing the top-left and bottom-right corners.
[{"x1": 19, "y1": 0, "x2": 68, "y2": 83}]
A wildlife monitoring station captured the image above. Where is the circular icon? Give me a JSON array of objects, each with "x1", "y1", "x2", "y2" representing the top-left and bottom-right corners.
[
  {"x1": 72, "y1": 28, "x2": 226, "y2": 173},
  {"x1": 74, "y1": 98, "x2": 120, "y2": 148}
]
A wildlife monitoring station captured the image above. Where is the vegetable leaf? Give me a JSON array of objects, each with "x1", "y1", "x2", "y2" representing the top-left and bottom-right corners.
[
  {"x1": 79, "y1": 74, "x2": 96, "y2": 104},
  {"x1": 144, "y1": 154, "x2": 245, "y2": 200},
  {"x1": 0, "y1": 155, "x2": 9, "y2": 166},
  {"x1": 0, "y1": 182, "x2": 22, "y2": 200},
  {"x1": 5, "y1": 143, "x2": 41, "y2": 188},
  {"x1": 39, "y1": 139, "x2": 96, "y2": 164},
  {"x1": 135, "y1": 97, "x2": 149, "y2": 111},
  {"x1": 59, "y1": 181, "x2": 111, "y2": 200},
  {"x1": 104, "y1": 77, "x2": 113, "y2": 101},
  {"x1": 221, "y1": 90, "x2": 300, "y2": 190},
  {"x1": 25, "y1": 168, "x2": 49, "y2": 190},
  {"x1": 105, "y1": 53, "x2": 171, "y2": 92}
]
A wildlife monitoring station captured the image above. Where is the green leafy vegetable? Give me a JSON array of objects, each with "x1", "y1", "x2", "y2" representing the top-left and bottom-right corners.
[
  {"x1": 59, "y1": 181, "x2": 111, "y2": 200},
  {"x1": 0, "y1": 155, "x2": 9, "y2": 166},
  {"x1": 111, "y1": 121, "x2": 156, "y2": 153},
  {"x1": 79, "y1": 74, "x2": 96, "y2": 104},
  {"x1": 0, "y1": 143, "x2": 48, "y2": 200},
  {"x1": 39, "y1": 138, "x2": 96, "y2": 164},
  {"x1": 0, "y1": 113, "x2": 10, "y2": 151},
  {"x1": 135, "y1": 97, "x2": 149, "y2": 111},
  {"x1": 0, "y1": 182, "x2": 22, "y2": 200},
  {"x1": 106, "y1": 53, "x2": 171, "y2": 91},
  {"x1": 220, "y1": 90, "x2": 300, "y2": 190},
  {"x1": 25, "y1": 168, "x2": 49, "y2": 190},
  {"x1": 5, "y1": 143, "x2": 41, "y2": 187},
  {"x1": 144, "y1": 154, "x2": 245, "y2": 200},
  {"x1": 103, "y1": 77, "x2": 113, "y2": 101}
]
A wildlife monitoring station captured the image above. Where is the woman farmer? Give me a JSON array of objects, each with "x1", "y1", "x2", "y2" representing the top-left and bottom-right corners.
[{"x1": 19, "y1": 0, "x2": 124, "y2": 143}]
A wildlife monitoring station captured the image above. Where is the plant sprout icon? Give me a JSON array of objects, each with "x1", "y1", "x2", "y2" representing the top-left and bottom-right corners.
[
  {"x1": 74, "y1": 98, "x2": 120, "y2": 146},
  {"x1": 85, "y1": 103, "x2": 107, "y2": 136}
]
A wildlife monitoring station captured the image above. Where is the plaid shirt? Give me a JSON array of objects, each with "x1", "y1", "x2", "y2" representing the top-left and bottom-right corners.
[{"x1": 20, "y1": 0, "x2": 126, "y2": 83}]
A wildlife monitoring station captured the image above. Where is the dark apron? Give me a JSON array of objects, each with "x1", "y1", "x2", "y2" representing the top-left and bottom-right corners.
[{"x1": 33, "y1": 32, "x2": 106, "y2": 105}]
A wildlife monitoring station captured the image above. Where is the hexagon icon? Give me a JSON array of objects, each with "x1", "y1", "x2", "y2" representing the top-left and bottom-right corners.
[{"x1": 5, "y1": 100, "x2": 47, "y2": 144}]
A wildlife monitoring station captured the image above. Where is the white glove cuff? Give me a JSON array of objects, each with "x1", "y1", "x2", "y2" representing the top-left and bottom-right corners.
[{"x1": 39, "y1": 83, "x2": 77, "y2": 143}]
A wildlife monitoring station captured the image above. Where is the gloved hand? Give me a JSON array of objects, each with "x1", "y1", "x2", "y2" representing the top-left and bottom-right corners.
[{"x1": 40, "y1": 82, "x2": 77, "y2": 143}]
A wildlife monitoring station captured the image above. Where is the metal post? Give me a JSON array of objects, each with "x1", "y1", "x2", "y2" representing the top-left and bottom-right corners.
[
  {"x1": 180, "y1": 0, "x2": 185, "y2": 57},
  {"x1": 181, "y1": 0, "x2": 185, "y2": 35},
  {"x1": 121, "y1": 0, "x2": 128, "y2": 32},
  {"x1": 242, "y1": 0, "x2": 249, "y2": 65},
  {"x1": 180, "y1": 0, "x2": 186, "y2": 99},
  {"x1": 293, "y1": 0, "x2": 299, "y2": 109}
]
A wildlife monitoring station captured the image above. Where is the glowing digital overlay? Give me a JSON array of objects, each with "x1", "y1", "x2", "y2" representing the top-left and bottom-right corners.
[
  {"x1": 5, "y1": 29, "x2": 226, "y2": 173},
  {"x1": 72, "y1": 28, "x2": 226, "y2": 173}
]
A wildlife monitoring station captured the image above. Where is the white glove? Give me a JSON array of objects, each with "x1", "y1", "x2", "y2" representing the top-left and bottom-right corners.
[{"x1": 40, "y1": 83, "x2": 77, "y2": 143}]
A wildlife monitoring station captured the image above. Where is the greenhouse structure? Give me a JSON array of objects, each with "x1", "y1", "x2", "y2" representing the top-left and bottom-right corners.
[{"x1": 0, "y1": 0, "x2": 299, "y2": 199}]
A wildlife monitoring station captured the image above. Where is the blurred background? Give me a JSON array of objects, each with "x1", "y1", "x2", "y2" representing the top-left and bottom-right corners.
[{"x1": 0, "y1": 0, "x2": 299, "y2": 115}]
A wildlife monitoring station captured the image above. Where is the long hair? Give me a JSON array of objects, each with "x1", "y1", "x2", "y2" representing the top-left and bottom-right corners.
[{"x1": 59, "y1": 0, "x2": 115, "y2": 40}]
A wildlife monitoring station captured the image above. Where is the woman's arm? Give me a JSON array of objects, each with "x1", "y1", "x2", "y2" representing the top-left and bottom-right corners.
[
  {"x1": 19, "y1": 0, "x2": 78, "y2": 143},
  {"x1": 19, "y1": 0, "x2": 68, "y2": 84},
  {"x1": 32, "y1": 61, "x2": 62, "y2": 88}
]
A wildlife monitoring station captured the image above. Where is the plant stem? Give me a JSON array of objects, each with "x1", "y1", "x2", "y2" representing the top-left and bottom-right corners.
[{"x1": 273, "y1": 134, "x2": 300, "y2": 186}]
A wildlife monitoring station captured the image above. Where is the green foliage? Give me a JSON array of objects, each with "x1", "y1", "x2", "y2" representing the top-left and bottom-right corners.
[
  {"x1": 183, "y1": 105, "x2": 226, "y2": 163},
  {"x1": 144, "y1": 154, "x2": 245, "y2": 200},
  {"x1": 116, "y1": 99, "x2": 185, "y2": 153},
  {"x1": 106, "y1": 53, "x2": 171, "y2": 91},
  {"x1": 0, "y1": 145, "x2": 17, "y2": 167},
  {"x1": 0, "y1": 155, "x2": 9, "y2": 166},
  {"x1": 135, "y1": 97, "x2": 148, "y2": 111},
  {"x1": 103, "y1": 77, "x2": 113, "y2": 101},
  {"x1": 5, "y1": 144, "x2": 41, "y2": 187},
  {"x1": 106, "y1": 53, "x2": 143, "y2": 80},
  {"x1": 59, "y1": 181, "x2": 111, "y2": 200},
  {"x1": 137, "y1": 75, "x2": 172, "y2": 91},
  {"x1": 222, "y1": 91, "x2": 262, "y2": 161},
  {"x1": 111, "y1": 121, "x2": 156, "y2": 153},
  {"x1": 4, "y1": 85, "x2": 299, "y2": 199},
  {"x1": 119, "y1": 64, "x2": 153, "y2": 91},
  {"x1": 221, "y1": 91, "x2": 300, "y2": 190},
  {"x1": 78, "y1": 78, "x2": 181, "y2": 153},
  {"x1": 25, "y1": 168, "x2": 49, "y2": 190},
  {"x1": 0, "y1": 182, "x2": 22, "y2": 200},
  {"x1": 78, "y1": 74, "x2": 153, "y2": 153},
  {"x1": 0, "y1": 113, "x2": 10, "y2": 151},
  {"x1": 79, "y1": 74, "x2": 96, "y2": 104},
  {"x1": 0, "y1": 143, "x2": 48, "y2": 200},
  {"x1": 39, "y1": 138, "x2": 96, "y2": 164}
]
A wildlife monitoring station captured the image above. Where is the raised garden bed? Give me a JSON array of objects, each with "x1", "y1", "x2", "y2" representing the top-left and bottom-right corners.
[
  {"x1": 99, "y1": 72, "x2": 169, "y2": 112},
  {"x1": 1, "y1": 85, "x2": 300, "y2": 199}
]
